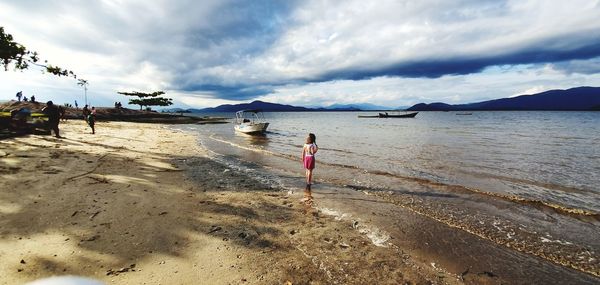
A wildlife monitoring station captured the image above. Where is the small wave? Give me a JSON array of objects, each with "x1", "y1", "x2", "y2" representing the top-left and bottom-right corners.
[
  {"x1": 464, "y1": 188, "x2": 600, "y2": 219},
  {"x1": 318, "y1": 147, "x2": 354, "y2": 155},
  {"x1": 199, "y1": 138, "x2": 295, "y2": 192},
  {"x1": 375, "y1": 191, "x2": 600, "y2": 277},
  {"x1": 343, "y1": 175, "x2": 599, "y2": 220},
  {"x1": 540, "y1": 236, "x2": 573, "y2": 245},
  {"x1": 555, "y1": 136, "x2": 587, "y2": 140},
  {"x1": 318, "y1": 207, "x2": 390, "y2": 247},
  {"x1": 449, "y1": 167, "x2": 598, "y2": 195},
  {"x1": 209, "y1": 135, "x2": 295, "y2": 159},
  {"x1": 209, "y1": 136, "x2": 364, "y2": 170},
  {"x1": 367, "y1": 171, "x2": 600, "y2": 219},
  {"x1": 263, "y1": 130, "x2": 285, "y2": 136}
]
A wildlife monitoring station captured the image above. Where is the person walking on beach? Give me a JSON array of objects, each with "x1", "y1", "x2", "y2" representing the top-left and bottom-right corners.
[
  {"x1": 301, "y1": 133, "x2": 318, "y2": 187},
  {"x1": 42, "y1": 101, "x2": 61, "y2": 138},
  {"x1": 87, "y1": 107, "x2": 96, "y2": 134},
  {"x1": 82, "y1": 105, "x2": 90, "y2": 120},
  {"x1": 58, "y1": 105, "x2": 66, "y2": 121}
]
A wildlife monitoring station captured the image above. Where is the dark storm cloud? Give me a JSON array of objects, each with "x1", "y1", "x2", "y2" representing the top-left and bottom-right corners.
[
  {"x1": 313, "y1": 35, "x2": 600, "y2": 81},
  {"x1": 180, "y1": 84, "x2": 274, "y2": 101}
]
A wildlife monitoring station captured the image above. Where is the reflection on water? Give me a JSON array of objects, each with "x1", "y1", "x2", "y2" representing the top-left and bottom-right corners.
[
  {"x1": 234, "y1": 131, "x2": 270, "y2": 147},
  {"x1": 302, "y1": 184, "x2": 315, "y2": 216}
]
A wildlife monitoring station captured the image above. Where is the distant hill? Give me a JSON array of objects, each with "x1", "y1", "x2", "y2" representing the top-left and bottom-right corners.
[
  {"x1": 183, "y1": 100, "x2": 371, "y2": 112},
  {"x1": 407, "y1": 87, "x2": 600, "y2": 111},
  {"x1": 325, "y1": 103, "x2": 390, "y2": 111},
  {"x1": 197, "y1": 100, "x2": 311, "y2": 112}
]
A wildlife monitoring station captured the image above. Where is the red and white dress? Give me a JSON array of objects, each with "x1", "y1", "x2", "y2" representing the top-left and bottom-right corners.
[{"x1": 303, "y1": 143, "x2": 316, "y2": 169}]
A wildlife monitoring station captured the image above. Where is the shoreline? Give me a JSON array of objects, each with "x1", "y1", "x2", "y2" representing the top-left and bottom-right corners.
[
  {"x1": 0, "y1": 121, "x2": 454, "y2": 284},
  {"x1": 195, "y1": 118, "x2": 600, "y2": 281},
  {"x1": 190, "y1": 121, "x2": 600, "y2": 283}
]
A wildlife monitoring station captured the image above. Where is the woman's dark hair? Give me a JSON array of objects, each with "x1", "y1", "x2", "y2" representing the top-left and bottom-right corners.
[{"x1": 309, "y1": 133, "x2": 316, "y2": 145}]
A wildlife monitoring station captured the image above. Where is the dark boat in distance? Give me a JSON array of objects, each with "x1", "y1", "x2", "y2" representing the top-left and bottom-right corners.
[{"x1": 358, "y1": 112, "x2": 419, "y2": 118}]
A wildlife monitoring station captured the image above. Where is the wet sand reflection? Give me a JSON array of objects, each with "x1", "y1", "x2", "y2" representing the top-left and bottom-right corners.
[{"x1": 301, "y1": 184, "x2": 316, "y2": 216}]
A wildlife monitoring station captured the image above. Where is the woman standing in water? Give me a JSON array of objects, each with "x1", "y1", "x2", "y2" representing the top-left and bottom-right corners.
[{"x1": 302, "y1": 133, "x2": 318, "y2": 187}]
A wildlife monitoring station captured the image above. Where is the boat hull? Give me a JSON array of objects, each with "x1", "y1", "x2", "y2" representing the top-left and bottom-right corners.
[
  {"x1": 380, "y1": 112, "x2": 418, "y2": 118},
  {"x1": 234, "y1": 122, "x2": 269, "y2": 134},
  {"x1": 358, "y1": 112, "x2": 418, "y2": 118}
]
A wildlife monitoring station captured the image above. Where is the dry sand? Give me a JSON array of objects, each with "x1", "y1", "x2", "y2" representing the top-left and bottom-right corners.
[{"x1": 0, "y1": 121, "x2": 455, "y2": 284}]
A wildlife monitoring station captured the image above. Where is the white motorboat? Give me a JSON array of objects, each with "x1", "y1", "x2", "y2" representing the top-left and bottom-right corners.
[{"x1": 234, "y1": 109, "x2": 269, "y2": 134}]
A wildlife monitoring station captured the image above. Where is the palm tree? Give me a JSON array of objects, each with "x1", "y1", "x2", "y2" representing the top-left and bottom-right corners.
[{"x1": 77, "y1": 79, "x2": 89, "y2": 105}]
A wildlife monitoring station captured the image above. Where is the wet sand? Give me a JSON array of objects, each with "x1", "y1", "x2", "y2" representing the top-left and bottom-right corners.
[
  {"x1": 308, "y1": 185, "x2": 600, "y2": 284},
  {"x1": 1, "y1": 121, "x2": 459, "y2": 284}
]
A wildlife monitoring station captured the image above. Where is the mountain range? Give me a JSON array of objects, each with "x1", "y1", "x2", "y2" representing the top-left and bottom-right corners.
[
  {"x1": 324, "y1": 103, "x2": 393, "y2": 110},
  {"x1": 406, "y1": 86, "x2": 600, "y2": 111},
  {"x1": 189, "y1": 100, "x2": 310, "y2": 112},
  {"x1": 163, "y1": 86, "x2": 600, "y2": 113},
  {"x1": 164, "y1": 100, "x2": 397, "y2": 113}
]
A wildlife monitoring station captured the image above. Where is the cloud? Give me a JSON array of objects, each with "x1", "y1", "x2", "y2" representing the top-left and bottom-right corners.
[
  {"x1": 1, "y1": 0, "x2": 600, "y2": 107},
  {"x1": 178, "y1": 84, "x2": 275, "y2": 101},
  {"x1": 549, "y1": 56, "x2": 600, "y2": 75},
  {"x1": 311, "y1": 35, "x2": 600, "y2": 81},
  {"x1": 258, "y1": 64, "x2": 600, "y2": 108},
  {"x1": 168, "y1": 0, "x2": 600, "y2": 99}
]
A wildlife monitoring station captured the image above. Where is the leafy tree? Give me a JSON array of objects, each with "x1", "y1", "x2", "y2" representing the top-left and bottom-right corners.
[
  {"x1": 1, "y1": 26, "x2": 76, "y2": 78},
  {"x1": 118, "y1": 91, "x2": 173, "y2": 110}
]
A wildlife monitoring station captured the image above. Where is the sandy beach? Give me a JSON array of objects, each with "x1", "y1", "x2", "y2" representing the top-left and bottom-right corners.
[
  {"x1": 0, "y1": 121, "x2": 464, "y2": 285},
  {"x1": 2, "y1": 2, "x2": 600, "y2": 284}
]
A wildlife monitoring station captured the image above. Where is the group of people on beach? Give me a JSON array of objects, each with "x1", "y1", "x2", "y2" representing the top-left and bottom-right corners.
[
  {"x1": 39, "y1": 101, "x2": 96, "y2": 138},
  {"x1": 15, "y1": 91, "x2": 36, "y2": 103}
]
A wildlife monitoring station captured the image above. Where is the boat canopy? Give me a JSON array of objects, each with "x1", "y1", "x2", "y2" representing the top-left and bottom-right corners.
[{"x1": 235, "y1": 109, "x2": 266, "y2": 124}]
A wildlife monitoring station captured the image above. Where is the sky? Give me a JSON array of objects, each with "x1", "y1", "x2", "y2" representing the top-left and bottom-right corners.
[{"x1": 1, "y1": 0, "x2": 600, "y2": 109}]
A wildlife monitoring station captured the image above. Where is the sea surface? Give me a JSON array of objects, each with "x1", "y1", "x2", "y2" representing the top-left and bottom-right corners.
[
  {"x1": 183, "y1": 111, "x2": 600, "y2": 213},
  {"x1": 176, "y1": 111, "x2": 600, "y2": 279}
]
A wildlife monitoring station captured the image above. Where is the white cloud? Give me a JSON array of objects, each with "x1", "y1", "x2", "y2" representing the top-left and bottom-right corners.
[
  {"x1": 1, "y1": 0, "x2": 600, "y2": 108},
  {"x1": 260, "y1": 64, "x2": 600, "y2": 107}
]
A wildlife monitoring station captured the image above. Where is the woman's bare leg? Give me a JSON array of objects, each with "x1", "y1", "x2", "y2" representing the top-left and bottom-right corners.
[
  {"x1": 305, "y1": 169, "x2": 310, "y2": 184},
  {"x1": 307, "y1": 169, "x2": 313, "y2": 185}
]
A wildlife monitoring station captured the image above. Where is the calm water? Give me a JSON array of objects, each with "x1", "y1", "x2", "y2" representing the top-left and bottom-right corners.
[{"x1": 183, "y1": 111, "x2": 600, "y2": 214}]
